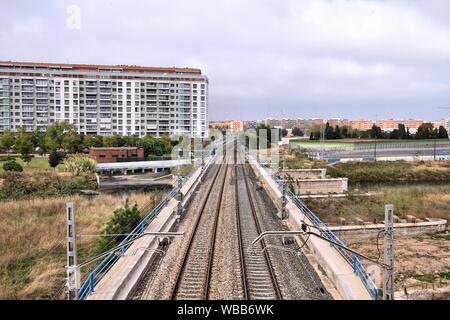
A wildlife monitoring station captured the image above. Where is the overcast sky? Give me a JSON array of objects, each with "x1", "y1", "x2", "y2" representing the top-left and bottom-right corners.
[{"x1": 1, "y1": 0, "x2": 450, "y2": 121}]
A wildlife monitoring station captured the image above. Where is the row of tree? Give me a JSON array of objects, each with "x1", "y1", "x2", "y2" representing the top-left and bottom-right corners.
[
  {"x1": 0, "y1": 123, "x2": 175, "y2": 166},
  {"x1": 309, "y1": 123, "x2": 449, "y2": 140}
]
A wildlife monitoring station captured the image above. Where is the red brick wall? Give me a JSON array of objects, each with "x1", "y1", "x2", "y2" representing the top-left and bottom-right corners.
[{"x1": 89, "y1": 148, "x2": 145, "y2": 163}]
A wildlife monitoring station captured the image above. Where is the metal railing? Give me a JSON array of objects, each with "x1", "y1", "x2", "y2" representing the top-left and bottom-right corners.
[
  {"x1": 270, "y1": 172, "x2": 380, "y2": 300},
  {"x1": 77, "y1": 187, "x2": 177, "y2": 300}
]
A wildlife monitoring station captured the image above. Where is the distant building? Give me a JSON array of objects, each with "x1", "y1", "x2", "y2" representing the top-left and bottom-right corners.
[
  {"x1": 209, "y1": 119, "x2": 245, "y2": 133},
  {"x1": 90, "y1": 147, "x2": 145, "y2": 163},
  {"x1": 349, "y1": 119, "x2": 373, "y2": 131},
  {"x1": 376, "y1": 119, "x2": 424, "y2": 133},
  {"x1": 327, "y1": 118, "x2": 350, "y2": 128}
]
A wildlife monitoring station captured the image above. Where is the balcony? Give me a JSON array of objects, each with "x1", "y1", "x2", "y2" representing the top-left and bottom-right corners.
[
  {"x1": 21, "y1": 86, "x2": 34, "y2": 92},
  {"x1": 86, "y1": 81, "x2": 98, "y2": 87}
]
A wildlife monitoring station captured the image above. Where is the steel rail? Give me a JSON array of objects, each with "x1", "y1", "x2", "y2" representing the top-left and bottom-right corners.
[
  {"x1": 234, "y1": 142, "x2": 249, "y2": 300},
  {"x1": 170, "y1": 151, "x2": 227, "y2": 300},
  {"x1": 241, "y1": 162, "x2": 283, "y2": 300}
]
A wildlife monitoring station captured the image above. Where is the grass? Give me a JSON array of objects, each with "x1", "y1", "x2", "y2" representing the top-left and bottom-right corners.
[
  {"x1": 283, "y1": 152, "x2": 328, "y2": 169},
  {"x1": 0, "y1": 191, "x2": 162, "y2": 300},
  {"x1": 0, "y1": 157, "x2": 67, "y2": 173},
  {"x1": 327, "y1": 160, "x2": 450, "y2": 183},
  {"x1": 305, "y1": 184, "x2": 450, "y2": 223},
  {"x1": 171, "y1": 164, "x2": 194, "y2": 177}
]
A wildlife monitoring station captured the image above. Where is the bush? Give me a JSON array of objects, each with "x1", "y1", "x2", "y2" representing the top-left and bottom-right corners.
[
  {"x1": 63, "y1": 154, "x2": 97, "y2": 176},
  {"x1": 2, "y1": 160, "x2": 23, "y2": 172},
  {"x1": 96, "y1": 200, "x2": 142, "y2": 251},
  {"x1": 0, "y1": 171, "x2": 97, "y2": 201},
  {"x1": 48, "y1": 151, "x2": 64, "y2": 169}
]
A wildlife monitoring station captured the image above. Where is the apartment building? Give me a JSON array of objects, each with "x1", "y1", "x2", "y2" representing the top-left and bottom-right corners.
[
  {"x1": 0, "y1": 61, "x2": 209, "y2": 138},
  {"x1": 349, "y1": 119, "x2": 373, "y2": 131},
  {"x1": 327, "y1": 118, "x2": 350, "y2": 128},
  {"x1": 376, "y1": 119, "x2": 424, "y2": 133},
  {"x1": 209, "y1": 119, "x2": 245, "y2": 133}
]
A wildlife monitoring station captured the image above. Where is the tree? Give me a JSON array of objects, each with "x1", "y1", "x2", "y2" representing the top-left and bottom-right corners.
[
  {"x1": 45, "y1": 122, "x2": 76, "y2": 152},
  {"x1": 0, "y1": 130, "x2": 15, "y2": 153},
  {"x1": 389, "y1": 129, "x2": 399, "y2": 139},
  {"x1": 398, "y1": 124, "x2": 407, "y2": 139},
  {"x1": 161, "y1": 134, "x2": 173, "y2": 154},
  {"x1": 370, "y1": 124, "x2": 383, "y2": 139},
  {"x1": 84, "y1": 135, "x2": 104, "y2": 148},
  {"x1": 334, "y1": 125, "x2": 343, "y2": 139},
  {"x1": 14, "y1": 130, "x2": 34, "y2": 166},
  {"x1": 103, "y1": 135, "x2": 126, "y2": 147},
  {"x1": 292, "y1": 127, "x2": 304, "y2": 137},
  {"x1": 415, "y1": 123, "x2": 435, "y2": 139},
  {"x1": 281, "y1": 128, "x2": 288, "y2": 138},
  {"x1": 48, "y1": 151, "x2": 63, "y2": 169},
  {"x1": 62, "y1": 132, "x2": 84, "y2": 154},
  {"x1": 309, "y1": 132, "x2": 314, "y2": 141},
  {"x1": 438, "y1": 126, "x2": 449, "y2": 139},
  {"x1": 325, "y1": 122, "x2": 334, "y2": 139},
  {"x1": 96, "y1": 200, "x2": 141, "y2": 250}
]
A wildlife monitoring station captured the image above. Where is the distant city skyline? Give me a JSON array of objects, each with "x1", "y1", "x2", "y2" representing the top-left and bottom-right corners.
[{"x1": 2, "y1": 1, "x2": 450, "y2": 121}]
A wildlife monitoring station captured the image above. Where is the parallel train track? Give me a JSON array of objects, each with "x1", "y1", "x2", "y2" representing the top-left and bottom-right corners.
[{"x1": 234, "y1": 142, "x2": 282, "y2": 300}]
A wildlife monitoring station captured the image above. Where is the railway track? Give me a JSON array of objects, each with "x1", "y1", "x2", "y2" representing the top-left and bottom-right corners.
[
  {"x1": 170, "y1": 153, "x2": 229, "y2": 300},
  {"x1": 234, "y1": 143, "x2": 282, "y2": 300}
]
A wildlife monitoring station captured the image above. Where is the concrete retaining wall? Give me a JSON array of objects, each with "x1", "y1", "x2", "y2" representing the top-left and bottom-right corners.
[
  {"x1": 329, "y1": 219, "x2": 447, "y2": 244},
  {"x1": 291, "y1": 178, "x2": 348, "y2": 195},
  {"x1": 249, "y1": 156, "x2": 372, "y2": 300},
  {"x1": 281, "y1": 169, "x2": 326, "y2": 179}
]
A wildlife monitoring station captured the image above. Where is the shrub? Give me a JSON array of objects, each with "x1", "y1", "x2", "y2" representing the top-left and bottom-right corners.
[
  {"x1": 96, "y1": 200, "x2": 142, "y2": 251},
  {"x1": 2, "y1": 160, "x2": 23, "y2": 172},
  {"x1": 63, "y1": 154, "x2": 97, "y2": 176},
  {"x1": 48, "y1": 151, "x2": 64, "y2": 169},
  {"x1": 0, "y1": 171, "x2": 97, "y2": 201}
]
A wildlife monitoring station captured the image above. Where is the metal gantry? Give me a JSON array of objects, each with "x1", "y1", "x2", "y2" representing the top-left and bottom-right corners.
[
  {"x1": 66, "y1": 202, "x2": 80, "y2": 300},
  {"x1": 383, "y1": 204, "x2": 395, "y2": 300}
]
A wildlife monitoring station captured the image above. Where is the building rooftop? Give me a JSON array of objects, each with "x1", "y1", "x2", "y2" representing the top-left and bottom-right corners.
[{"x1": 0, "y1": 60, "x2": 202, "y2": 75}]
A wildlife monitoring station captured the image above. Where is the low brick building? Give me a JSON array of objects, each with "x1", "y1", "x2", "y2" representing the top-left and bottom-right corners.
[{"x1": 89, "y1": 147, "x2": 145, "y2": 164}]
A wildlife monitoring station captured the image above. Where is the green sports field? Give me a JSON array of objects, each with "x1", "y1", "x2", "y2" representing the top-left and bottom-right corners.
[{"x1": 290, "y1": 139, "x2": 450, "y2": 149}]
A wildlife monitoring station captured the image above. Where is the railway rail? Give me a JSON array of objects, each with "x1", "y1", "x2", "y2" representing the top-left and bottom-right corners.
[
  {"x1": 170, "y1": 150, "x2": 229, "y2": 300},
  {"x1": 234, "y1": 142, "x2": 282, "y2": 300}
]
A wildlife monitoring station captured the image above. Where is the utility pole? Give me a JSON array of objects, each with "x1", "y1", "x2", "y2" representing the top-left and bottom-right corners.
[
  {"x1": 201, "y1": 132, "x2": 205, "y2": 168},
  {"x1": 66, "y1": 202, "x2": 80, "y2": 300},
  {"x1": 374, "y1": 137, "x2": 377, "y2": 162},
  {"x1": 434, "y1": 138, "x2": 437, "y2": 161},
  {"x1": 320, "y1": 121, "x2": 325, "y2": 160},
  {"x1": 383, "y1": 204, "x2": 395, "y2": 300},
  {"x1": 280, "y1": 178, "x2": 288, "y2": 220},
  {"x1": 176, "y1": 149, "x2": 183, "y2": 219}
]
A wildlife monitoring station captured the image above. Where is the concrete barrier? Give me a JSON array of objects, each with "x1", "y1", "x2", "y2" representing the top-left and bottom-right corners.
[
  {"x1": 290, "y1": 178, "x2": 348, "y2": 196},
  {"x1": 248, "y1": 156, "x2": 372, "y2": 300},
  {"x1": 329, "y1": 219, "x2": 447, "y2": 244},
  {"x1": 280, "y1": 169, "x2": 326, "y2": 179}
]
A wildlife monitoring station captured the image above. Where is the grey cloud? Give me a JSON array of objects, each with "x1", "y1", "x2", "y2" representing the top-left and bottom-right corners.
[{"x1": 1, "y1": 0, "x2": 450, "y2": 120}]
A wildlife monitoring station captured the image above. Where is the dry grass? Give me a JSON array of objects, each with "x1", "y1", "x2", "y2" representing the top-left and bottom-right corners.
[
  {"x1": 353, "y1": 234, "x2": 450, "y2": 292},
  {"x1": 306, "y1": 184, "x2": 450, "y2": 224},
  {"x1": 0, "y1": 192, "x2": 161, "y2": 300}
]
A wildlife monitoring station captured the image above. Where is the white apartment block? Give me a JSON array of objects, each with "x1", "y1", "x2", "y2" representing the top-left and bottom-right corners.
[{"x1": 0, "y1": 61, "x2": 209, "y2": 138}]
